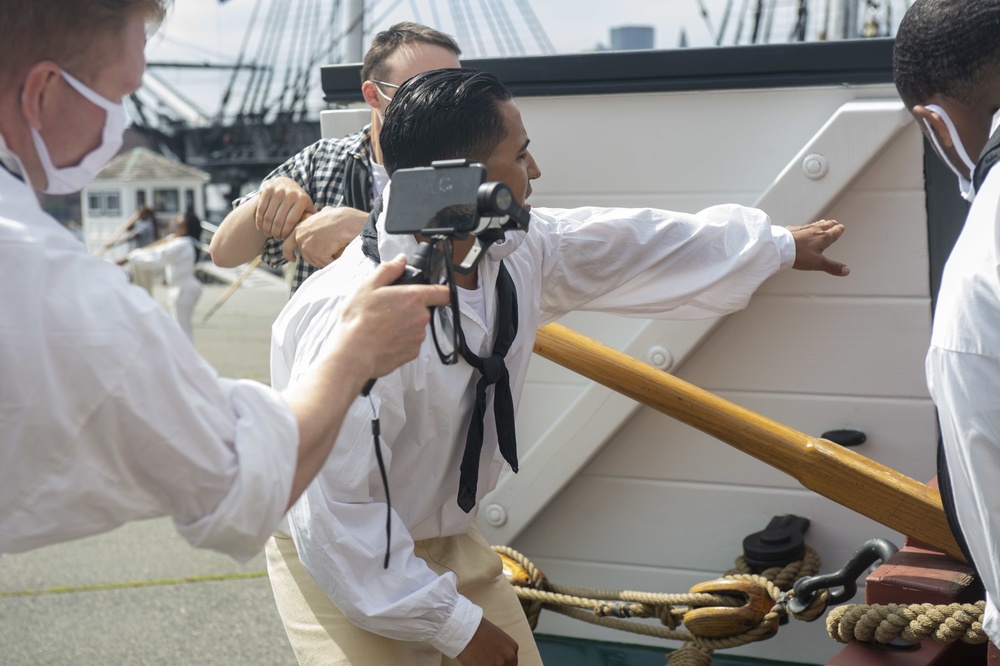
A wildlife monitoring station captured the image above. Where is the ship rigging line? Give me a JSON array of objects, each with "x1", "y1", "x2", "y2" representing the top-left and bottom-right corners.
[
  {"x1": 368, "y1": 0, "x2": 410, "y2": 42},
  {"x1": 448, "y1": 0, "x2": 474, "y2": 56},
  {"x1": 300, "y1": 0, "x2": 346, "y2": 108},
  {"x1": 460, "y1": 0, "x2": 488, "y2": 57},
  {"x1": 249, "y1": 0, "x2": 292, "y2": 118},
  {"x1": 479, "y1": 0, "x2": 508, "y2": 57},
  {"x1": 427, "y1": 0, "x2": 442, "y2": 33},
  {"x1": 716, "y1": 0, "x2": 735, "y2": 45},
  {"x1": 275, "y1": 0, "x2": 315, "y2": 116},
  {"x1": 512, "y1": 0, "x2": 556, "y2": 54},
  {"x1": 407, "y1": 0, "x2": 423, "y2": 24},
  {"x1": 488, "y1": 0, "x2": 528, "y2": 56},
  {"x1": 286, "y1": 0, "x2": 325, "y2": 120},
  {"x1": 694, "y1": 0, "x2": 717, "y2": 41},
  {"x1": 790, "y1": 0, "x2": 808, "y2": 41},
  {"x1": 218, "y1": 0, "x2": 264, "y2": 121},
  {"x1": 750, "y1": 0, "x2": 764, "y2": 43},
  {"x1": 733, "y1": 0, "x2": 751, "y2": 43},
  {"x1": 235, "y1": 0, "x2": 278, "y2": 118},
  {"x1": 763, "y1": 0, "x2": 778, "y2": 43}
]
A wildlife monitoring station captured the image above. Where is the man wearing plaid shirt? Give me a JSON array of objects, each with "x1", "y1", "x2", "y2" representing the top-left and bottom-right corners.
[{"x1": 209, "y1": 23, "x2": 462, "y2": 294}]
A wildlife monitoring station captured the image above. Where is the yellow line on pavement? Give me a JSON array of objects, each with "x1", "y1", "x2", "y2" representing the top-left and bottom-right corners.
[{"x1": 0, "y1": 571, "x2": 267, "y2": 597}]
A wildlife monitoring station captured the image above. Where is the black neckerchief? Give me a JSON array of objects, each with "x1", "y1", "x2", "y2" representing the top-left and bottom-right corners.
[
  {"x1": 360, "y1": 212, "x2": 519, "y2": 513},
  {"x1": 454, "y1": 264, "x2": 518, "y2": 512},
  {"x1": 342, "y1": 148, "x2": 373, "y2": 212},
  {"x1": 973, "y1": 126, "x2": 1000, "y2": 194}
]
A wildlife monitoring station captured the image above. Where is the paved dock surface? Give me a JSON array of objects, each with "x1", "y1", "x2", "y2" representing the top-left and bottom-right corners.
[{"x1": 1, "y1": 278, "x2": 299, "y2": 665}]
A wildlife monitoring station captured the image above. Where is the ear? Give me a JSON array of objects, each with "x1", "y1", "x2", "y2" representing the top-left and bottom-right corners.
[
  {"x1": 360, "y1": 80, "x2": 382, "y2": 110},
  {"x1": 913, "y1": 104, "x2": 954, "y2": 149},
  {"x1": 20, "y1": 61, "x2": 61, "y2": 131}
]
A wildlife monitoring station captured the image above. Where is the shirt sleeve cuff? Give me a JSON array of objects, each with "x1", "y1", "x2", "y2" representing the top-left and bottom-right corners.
[
  {"x1": 174, "y1": 379, "x2": 298, "y2": 562},
  {"x1": 428, "y1": 594, "x2": 483, "y2": 659},
  {"x1": 771, "y1": 225, "x2": 796, "y2": 271}
]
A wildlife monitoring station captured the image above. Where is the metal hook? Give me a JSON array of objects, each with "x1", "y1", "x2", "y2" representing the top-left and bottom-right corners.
[{"x1": 788, "y1": 538, "x2": 898, "y2": 615}]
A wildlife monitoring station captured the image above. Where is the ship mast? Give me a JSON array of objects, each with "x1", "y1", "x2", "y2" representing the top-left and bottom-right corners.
[
  {"x1": 827, "y1": 0, "x2": 860, "y2": 38},
  {"x1": 344, "y1": 0, "x2": 365, "y2": 63}
]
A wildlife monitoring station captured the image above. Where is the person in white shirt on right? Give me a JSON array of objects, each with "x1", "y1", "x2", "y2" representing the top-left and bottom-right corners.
[{"x1": 893, "y1": 0, "x2": 1000, "y2": 647}]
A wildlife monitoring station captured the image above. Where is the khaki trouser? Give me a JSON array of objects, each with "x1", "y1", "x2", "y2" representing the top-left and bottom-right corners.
[
  {"x1": 130, "y1": 264, "x2": 156, "y2": 296},
  {"x1": 266, "y1": 524, "x2": 543, "y2": 666}
]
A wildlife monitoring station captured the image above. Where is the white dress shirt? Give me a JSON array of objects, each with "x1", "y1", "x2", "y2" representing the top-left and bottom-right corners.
[
  {"x1": 270, "y1": 182, "x2": 796, "y2": 657},
  {"x1": 127, "y1": 235, "x2": 198, "y2": 287},
  {"x1": 926, "y1": 162, "x2": 1000, "y2": 645},
  {"x1": 0, "y1": 166, "x2": 298, "y2": 562}
]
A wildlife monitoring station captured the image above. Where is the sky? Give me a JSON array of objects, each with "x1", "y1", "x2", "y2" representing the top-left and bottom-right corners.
[{"x1": 142, "y1": 0, "x2": 903, "y2": 123}]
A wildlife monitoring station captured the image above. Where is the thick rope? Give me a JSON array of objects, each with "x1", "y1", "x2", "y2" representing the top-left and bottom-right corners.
[
  {"x1": 492, "y1": 544, "x2": 827, "y2": 659},
  {"x1": 827, "y1": 601, "x2": 988, "y2": 645}
]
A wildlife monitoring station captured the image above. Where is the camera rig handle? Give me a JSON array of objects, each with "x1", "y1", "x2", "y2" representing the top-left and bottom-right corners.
[{"x1": 360, "y1": 243, "x2": 434, "y2": 396}]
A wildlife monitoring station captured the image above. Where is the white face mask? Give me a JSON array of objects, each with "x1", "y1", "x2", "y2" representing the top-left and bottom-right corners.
[
  {"x1": 370, "y1": 80, "x2": 397, "y2": 124},
  {"x1": 922, "y1": 103, "x2": 978, "y2": 203},
  {"x1": 28, "y1": 70, "x2": 127, "y2": 194}
]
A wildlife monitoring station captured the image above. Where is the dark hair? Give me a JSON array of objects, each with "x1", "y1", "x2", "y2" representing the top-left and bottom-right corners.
[
  {"x1": 360, "y1": 22, "x2": 461, "y2": 84},
  {"x1": 893, "y1": 0, "x2": 1000, "y2": 109},
  {"x1": 380, "y1": 69, "x2": 513, "y2": 176},
  {"x1": 0, "y1": 0, "x2": 169, "y2": 86},
  {"x1": 179, "y1": 210, "x2": 202, "y2": 262},
  {"x1": 180, "y1": 210, "x2": 201, "y2": 242}
]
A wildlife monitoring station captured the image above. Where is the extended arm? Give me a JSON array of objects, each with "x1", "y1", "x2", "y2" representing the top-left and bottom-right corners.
[{"x1": 531, "y1": 204, "x2": 849, "y2": 323}]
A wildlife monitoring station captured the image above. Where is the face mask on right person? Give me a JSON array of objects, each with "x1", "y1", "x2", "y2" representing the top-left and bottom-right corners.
[
  {"x1": 922, "y1": 103, "x2": 978, "y2": 203},
  {"x1": 27, "y1": 69, "x2": 127, "y2": 195}
]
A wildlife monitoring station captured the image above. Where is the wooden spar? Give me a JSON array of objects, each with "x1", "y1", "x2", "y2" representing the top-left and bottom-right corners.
[
  {"x1": 532, "y1": 322, "x2": 966, "y2": 563},
  {"x1": 200, "y1": 256, "x2": 263, "y2": 323},
  {"x1": 94, "y1": 210, "x2": 141, "y2": 257},
  {"x1": 134, "y1": 233, "x2": 176, "y2": 252}
]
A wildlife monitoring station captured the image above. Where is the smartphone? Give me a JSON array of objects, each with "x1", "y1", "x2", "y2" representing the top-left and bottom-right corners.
[{"x1": 385, "y1": 162, "x2": 486, "y2": 236}]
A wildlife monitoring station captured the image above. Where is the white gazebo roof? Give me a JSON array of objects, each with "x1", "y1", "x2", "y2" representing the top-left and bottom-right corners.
[{"x1": 94, "y1": 146, "x2": 210, "y2": 183}]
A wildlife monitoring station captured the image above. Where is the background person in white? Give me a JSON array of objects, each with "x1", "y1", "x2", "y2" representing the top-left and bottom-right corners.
[
  {"x1": 121, "y1": 211, "x2": 203, "y2": 340},
  {"x1": 0, "y1": 0, "x2": 448, "y2": 561},
  {"x1": 267, "y1": 68, "x2": 850, "y2": 665},
  {"x1": 893, "y1": 0, "x2": 1000, "y2": 647}
]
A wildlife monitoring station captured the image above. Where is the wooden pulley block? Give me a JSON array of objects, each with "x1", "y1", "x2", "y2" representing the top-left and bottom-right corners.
[{"x1": 683, "y1": 578, "x2": 776, "y2": 638}]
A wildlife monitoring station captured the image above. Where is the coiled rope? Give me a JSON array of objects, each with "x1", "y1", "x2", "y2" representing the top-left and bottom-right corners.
[{"x1": 827, "y1": 600, "x2": 987, "y2": 645}]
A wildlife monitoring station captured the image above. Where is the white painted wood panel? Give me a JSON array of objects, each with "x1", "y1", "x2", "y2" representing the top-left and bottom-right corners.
[
  {"x1": 519, "y1": 85, "x2": 901, "y2": 202},
  {"x1": 514, "y1": 478, "x2": 903, "y2": 572},
  {"x1": 681, "y1": 295, "x2": 931, "y2": 397},
  {"x1": 587, "y1": 392, "x2": 938, "y2": 489},
  {"x1": 760, "y1": 190, "x2": 930, "y2": 297},
  {"x1": 845, "y1": 121, "x2": 926, "y2": 193}
]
